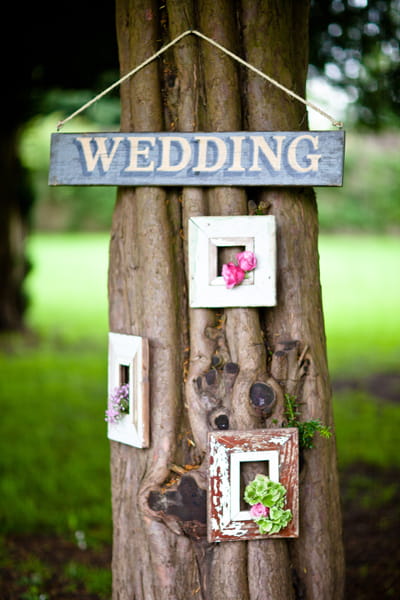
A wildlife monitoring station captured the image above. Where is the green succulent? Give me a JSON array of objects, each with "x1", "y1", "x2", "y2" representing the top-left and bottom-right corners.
[
  {"x1": 244, "y1": 475, "x2": 292, "y2": 535},
  {"x1": 244, "y1": 475, "x2": 286, "y2": 507},
  {"x1": 256, "y1": 507, "x2": 293, "y2": 534}
]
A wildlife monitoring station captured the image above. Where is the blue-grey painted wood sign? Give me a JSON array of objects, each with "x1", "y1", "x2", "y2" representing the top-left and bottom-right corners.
[{"x1": 49, "y1": 131, "x2": 344, "y2": 187}]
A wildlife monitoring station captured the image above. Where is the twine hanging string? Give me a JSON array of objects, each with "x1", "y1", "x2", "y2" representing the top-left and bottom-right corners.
[{"x1": 56, "y1": 29, "x2": 343, "y2": 131}]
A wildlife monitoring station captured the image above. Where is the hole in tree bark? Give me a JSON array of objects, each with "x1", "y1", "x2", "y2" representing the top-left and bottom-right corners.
[
  {"x1": 215, "y1": 414, "x2": 229, "y2": 429},
  {"x1": 249, "y1": 382, "x2": 276, "y2": 415},
  {"x1": 119, "y1": 364, "x2": 129, "y2": 385},
  {"x1": 119, "y1": 364, "x2": 130, "y2": 413},
  {"x1": 148, "y1": 475, "x2": 207, "y2": 524},
  {"x1": 217, "y1": 245, "x2": 245, "y2": 275}
]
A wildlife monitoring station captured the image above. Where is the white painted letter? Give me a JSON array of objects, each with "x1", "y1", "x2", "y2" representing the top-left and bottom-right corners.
[
  {"x1": 249, "y1": 135, "x2": 285, "y2": 171},
  {"x1": 193, "y1": 136, "x2": 227, "y2": 172},
  {"x1": 124, "y1": 136, "x2": 156, "y2": 172},
  {"x1": 287, "y1": 135, "x2": 321, "y2": 172},
  {"x1": 157, "y1": 136, "x2": 191, "y2": 171},
  {"x1": 75, "y1": 136, "x2": 123, "y2": 172},
  {"x1": 227, "y1": 136, "x2": 246, "y2": 172}
]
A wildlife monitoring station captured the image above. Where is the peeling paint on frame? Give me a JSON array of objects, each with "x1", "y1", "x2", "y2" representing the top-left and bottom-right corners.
[{"x1": 207, "y1": 429, "x2": 299, "y2": 542}]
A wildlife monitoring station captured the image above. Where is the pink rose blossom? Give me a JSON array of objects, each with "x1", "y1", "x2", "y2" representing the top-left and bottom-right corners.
[
  {"x1": 236, "y1": 250, "x2": 257, "y2": 272},
  {"x1": 222, "y1": 262, "x2": 245, "y2": 289},
  {"x1": 250, "y1": 503, "x2": 270, "y2": 519}
]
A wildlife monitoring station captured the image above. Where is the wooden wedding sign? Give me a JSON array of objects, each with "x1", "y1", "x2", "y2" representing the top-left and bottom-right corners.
[{"x1": 49, "y1": 130, "x2": 344, "y2": 187}]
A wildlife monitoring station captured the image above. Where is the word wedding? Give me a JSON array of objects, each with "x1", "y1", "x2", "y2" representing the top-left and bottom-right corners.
[{"x1": 49, "y1": 130, "x2": 344, "y2": 187}]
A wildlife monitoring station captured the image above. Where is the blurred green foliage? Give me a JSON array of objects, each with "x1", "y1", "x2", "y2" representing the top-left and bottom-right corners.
[
  {"x1": 20, "y1": 113, "x2": 117, "y2": 232},
  {"x1": 319, "y1": 234, "x2": 400, "y2": 374},
  {"x1": 309, "y1": 0, "x2": 400, "y2": 129},
  {"x1": 334, "y1": 390, "x2": 400, "y2": 468},
  {"x1": 317, "y1": 132, "x2": 400, "y2": 232}
]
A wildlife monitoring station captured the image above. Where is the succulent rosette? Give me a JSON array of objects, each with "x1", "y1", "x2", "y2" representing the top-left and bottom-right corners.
[{"x1": 244, "y1": 474, "x2": 292, "y2": 535}]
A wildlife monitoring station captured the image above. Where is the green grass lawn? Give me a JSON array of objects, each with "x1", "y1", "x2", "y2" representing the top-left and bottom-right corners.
[
  {"x1": 25, "y1": 233, "x2": 109, "y2": 343},
  {"x1": 24, "y1": 232, "x2": 400, "y2": 376},
  {"x1": 319, "y1": 235, "x2": 400, "y2": 469},
  {"x1": 0, "y1": 234, "x2": 110, "y2": 541},
  {"x1": 0, "y1": 232, "x2": 399, "y2": 543},
  {"x1": 320, "y1": 235, "x2": 400, "y2": 375}
]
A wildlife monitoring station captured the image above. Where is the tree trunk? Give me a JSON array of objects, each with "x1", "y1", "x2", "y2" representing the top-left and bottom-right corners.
[
  {"x1": 108, "y1": 1, "x2": 345, "y2": 599},
  {"x1": 0, "y1": 131, "x2": 32, "y2": 331}
]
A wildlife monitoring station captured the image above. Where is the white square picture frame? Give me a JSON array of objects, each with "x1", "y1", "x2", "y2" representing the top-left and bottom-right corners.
[
  {"x1": 188, "y1": 215, "x2": 276, "y2": 307},
  {"x1": 107, "y1": 332, "x2": 150, "y2": 448},
  {"x1": 208, "y1": 429, "x2": 299, "y2": 542}
]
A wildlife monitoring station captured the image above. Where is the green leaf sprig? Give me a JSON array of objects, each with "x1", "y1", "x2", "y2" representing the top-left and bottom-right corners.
[{"x1": 284, "y1": 394, "x2": 332, "y2": 449}]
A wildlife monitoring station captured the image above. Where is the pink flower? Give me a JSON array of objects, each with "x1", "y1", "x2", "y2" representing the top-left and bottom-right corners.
[
  {"x1": 250, "y1": 503, "x2": 270, "y2": 519},
  {"x1": 222, "y1": 262, "x2": 245, "y2": 289},
  {"x1": 236, "y1": 250, "x2": 257, "y2": 272}
]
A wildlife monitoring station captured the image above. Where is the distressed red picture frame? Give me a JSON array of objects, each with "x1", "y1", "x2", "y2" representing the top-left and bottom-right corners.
[{"x1": 208, "y1": 429, "x2": 299, "y2": 542}]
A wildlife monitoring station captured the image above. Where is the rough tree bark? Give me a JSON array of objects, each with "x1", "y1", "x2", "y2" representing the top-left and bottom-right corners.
[{"x1": 108, "y1": 1, "x2": 345, "y2": 599}]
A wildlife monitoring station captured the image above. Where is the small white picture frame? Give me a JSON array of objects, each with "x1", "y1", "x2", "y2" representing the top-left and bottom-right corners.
[
  {"x1": 208, "y1": 429, "x2": 299, "y2": 542},
  {"x1": 230, "y1": 450, "x2": 279, "y2": 521},
  {"x1": 107, "y1": 332, "x2": 150, "y2": 448},
  {"x1": 188, "y1": 215, "x2": 276, "y2": 308}
]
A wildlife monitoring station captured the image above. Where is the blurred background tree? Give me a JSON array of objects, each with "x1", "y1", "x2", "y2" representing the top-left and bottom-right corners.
[
  {"x1": 310, "y1": 0, "x2": 400, "y2": 129},
  {"x1": 1, "y1": 0, "x2": 399, "y2": 330},
  {"x1": 0, "y1": 2, "x2": 119, "y2": 330}
]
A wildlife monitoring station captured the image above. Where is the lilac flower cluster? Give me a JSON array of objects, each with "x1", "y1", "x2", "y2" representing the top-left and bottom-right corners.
[{"x1": 105, "y1": 383, "x2": 130, "y2": 424}]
